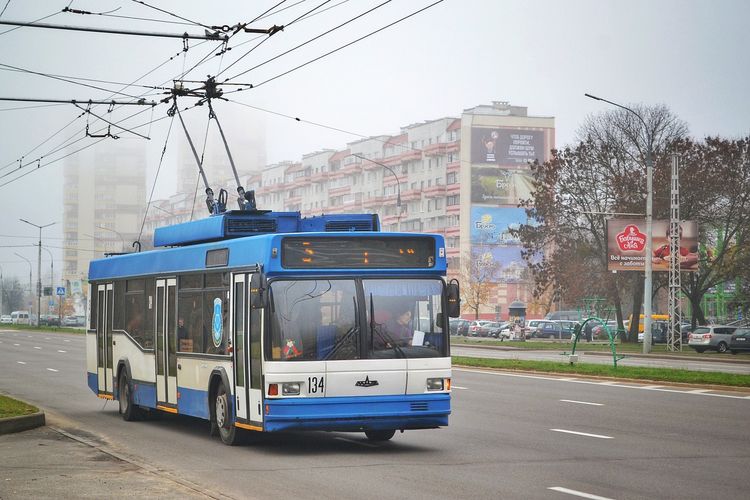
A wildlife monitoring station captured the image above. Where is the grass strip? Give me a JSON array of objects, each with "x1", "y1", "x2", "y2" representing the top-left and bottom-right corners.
[
  {"x1": 0, "y1": 324, "x2": 84, "y2": 334},
  {"x1": 452, "y1": 356, "x2": 750, "y2": 388},
  {"x1": 0, "y1": 395, "x2": 39, "y2": 419},
  {"x1": 452, "y1": 338, "x2": 711, "y2": 356}
]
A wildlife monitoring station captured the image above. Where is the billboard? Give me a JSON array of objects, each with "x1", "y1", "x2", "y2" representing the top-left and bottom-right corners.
[
  {"x1": 470, "y1": 206, "x2": 527, "y2": 245},
  {"x1": 471, "y1": 128, "x2": 544, "y2": 165},
  {"x1": 471, "y1": 167, "x2": 534, "y2": 205},
  {"x1": 606, "y1": 219, "x2": 699, "y2": 272}
]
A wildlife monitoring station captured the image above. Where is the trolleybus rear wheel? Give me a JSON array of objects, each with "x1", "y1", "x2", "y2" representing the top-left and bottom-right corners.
[{"x1": 364, "y1": 429, "x2": 396, "y2": 441}]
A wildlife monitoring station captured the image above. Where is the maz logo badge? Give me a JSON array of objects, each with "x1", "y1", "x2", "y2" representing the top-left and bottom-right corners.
[{"x1": 355, "y1": 376, "x2": 379, "y2": 388}]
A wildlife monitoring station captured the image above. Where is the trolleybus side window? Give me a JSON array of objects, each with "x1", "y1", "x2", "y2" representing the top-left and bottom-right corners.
[
  {"x1": 176, "y1": 272, "x2": 230, "y2": 355},
  {"x1": 89, "y1": 286, "x2": 98, "y2": 330}
]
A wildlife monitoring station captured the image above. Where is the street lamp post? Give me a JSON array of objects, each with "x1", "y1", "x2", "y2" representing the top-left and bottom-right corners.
[
  {"x1": 0, "y1": 264, "x2": 4, "y2": 316},
  {"x1": 585, "y1": 93, "x2": 653, "y2": 353},
  {"x1": 351, "y1": 154, "x2": 403, "y2": 231},
  {"x1": 20, "y1": 218, "x2": 56, "y2": 327},
  {"x1": 14, "y1": 252, "x2": 32, "y2": 318},
  {"x1": 96, "y1": 225, "x2": 126, "y2": 253}
]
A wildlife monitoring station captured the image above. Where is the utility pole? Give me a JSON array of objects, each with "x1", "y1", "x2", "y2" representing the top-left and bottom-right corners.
[
  {"x1": 668, "y1": 155, "x2": 682, "y2": 351},
  {"x1": 14, "y1": 253, "x2": 32, "y2": 316},
  {"x1": 19, "y1": 219, "x2": 56, "y2": 326}
]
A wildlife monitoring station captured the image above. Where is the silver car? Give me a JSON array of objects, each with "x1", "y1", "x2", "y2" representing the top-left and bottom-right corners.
[{"x1": 688, "y1": 325, "x2": 738, "y2": 353}]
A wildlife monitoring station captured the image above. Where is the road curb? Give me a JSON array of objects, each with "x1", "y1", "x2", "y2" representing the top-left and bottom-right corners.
[
  {"x1": 0, "y1": 410, "x2": 46, "y2": 435},
  {"x1": 452, "y1": 365, "x2": 750, "y2": 394}
]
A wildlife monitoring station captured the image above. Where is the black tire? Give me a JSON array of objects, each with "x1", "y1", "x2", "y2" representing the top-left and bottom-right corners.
[
  {"x1": 365, "y1": 429, "x2": 396, "y2": 441},
  {"x1": 213, "y1": 382, "x2": 238, "y2": 445},
  {"x1": 717, "y1": 342, "x2": 728, "y2": 353},
  {"x1": 118, "y1": 372, "x2": 140, "y2": 422}
]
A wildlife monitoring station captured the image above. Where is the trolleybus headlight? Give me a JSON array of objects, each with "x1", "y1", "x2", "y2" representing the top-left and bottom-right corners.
[
  {"x1": 282, "y1": 382, "x2": 301, "y2": 396},
  {"x1": 426, "y1": 378, "x2": 445, "y2": 391}
]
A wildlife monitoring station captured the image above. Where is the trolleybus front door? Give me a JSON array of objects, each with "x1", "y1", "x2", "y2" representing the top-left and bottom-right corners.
[
  {"x1": 96, "y1": 283, "x2": 113, "y2": 395},
  {"x1": 232, "y1": 273, "x2": 263, "y2": 425},
  {"x1": 155, "y1": 278, "x2": 177, "y2": 407}
]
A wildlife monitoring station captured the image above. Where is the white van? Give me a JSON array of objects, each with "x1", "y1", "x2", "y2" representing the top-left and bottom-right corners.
[{"x1": 10, "y1": 310, "x2": 30, "y2": 325}]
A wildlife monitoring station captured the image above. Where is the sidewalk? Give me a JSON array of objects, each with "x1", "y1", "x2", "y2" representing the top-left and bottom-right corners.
[{"x1": 0, "y1": 413, "x2": 218, "y2": 499}]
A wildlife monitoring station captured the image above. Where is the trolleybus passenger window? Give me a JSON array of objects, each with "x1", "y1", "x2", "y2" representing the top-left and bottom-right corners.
[
  {"x1": 180, "y1": 274, "x2": 202, "y2": 290},
  {"x1": 113, "y1": 281, "x2": 125, "y2": 330},
  {"x1": 177, "y1": 294, "x2": 202, "y2": 352},
  {"x1": 90, "y1": 286, "x2": 98, "y2": 330}
]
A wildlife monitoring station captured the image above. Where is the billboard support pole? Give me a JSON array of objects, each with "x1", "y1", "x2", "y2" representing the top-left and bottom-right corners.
[{"x1": 668, "y1": 155, "x2": 682, "y2": 351}]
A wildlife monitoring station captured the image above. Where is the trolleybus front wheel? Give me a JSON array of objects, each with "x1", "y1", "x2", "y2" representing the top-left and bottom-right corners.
[
  {"x1": 212, "y1": 382, "x2": 238, "y2": 445},
  {"x1": 364, "y1": 429, "x2": 396, "y2": 442},
  {"x1": 118, "y1": 372, "x2": 141, "y2": 422}
]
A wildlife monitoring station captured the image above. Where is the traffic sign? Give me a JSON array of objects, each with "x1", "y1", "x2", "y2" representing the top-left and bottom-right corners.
[{"x1": 56, "y1": 287, "x2": 66, "y2": 296}]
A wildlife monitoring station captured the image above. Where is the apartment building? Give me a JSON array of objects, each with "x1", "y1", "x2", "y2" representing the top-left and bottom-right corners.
[
  {"x1": 144, "y1": 101, "x2": 555, "y2": 319},
  {"x1": 62, "y1": 142, "x2": 146, "y2": 284}
]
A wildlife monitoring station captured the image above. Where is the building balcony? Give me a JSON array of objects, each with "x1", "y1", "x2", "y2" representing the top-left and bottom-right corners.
[
  {"x1": 382, "y1": 174, "x2": 405, "y2": 187},
  {"x1": 446, "y1": 160, "x2": 461, "y2": 173},
  {"x1": 446, "y1": 204, "x2": 461, "y2": 214},
  {"x1": 399, "y1": 149, "x2": 422, "y2": 162},
  {"x1": 446, "y1": 183, "x2": 460, "y2": 194},
  {"x1": 423, "y1": 143, "x2": 448, "y2": 157},
  {"x1": 446, "y1": 246, "x2": 460, "y2": 256},
  {"x1": 445, "y1": 225, "x2": 460, "y2": 235},
  {"x1": 380, "y1": 214, "x2": 402, "y2": 226},
  {"x1": 401, "y1": 189, "x2": 421, "y2": 202},
  {"x1": 362, "y1": 196, "x2": 383, "y2": 208},
  {"x1": 445, "y1": 141, "x2": 460, "y2": 154},
  {"x1": 328, "y1": 185, "x2": 351, "y2": 196},
  {"x1": 423, "y1": 185, "x2": 446, "y2": 198},
  {"x1": 287, "y1": 195, "x2": 302, "y2": 205},
  {"x1": 309, "y1": 171, "x2": 328, "y2": 183}
]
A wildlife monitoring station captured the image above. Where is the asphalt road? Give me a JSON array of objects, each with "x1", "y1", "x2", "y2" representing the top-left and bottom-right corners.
[
  {"x1": 452, "y1": 343, "x2": 750, "y2": 374},
  {"x1": 1, "y1": 329, "x2": 749, "y2": 500}
]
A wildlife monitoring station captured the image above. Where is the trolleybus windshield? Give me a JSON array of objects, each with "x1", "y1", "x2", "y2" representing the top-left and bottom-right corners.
[{"x1": 268, "y1": 278, "x2": 446, "y2": 361}]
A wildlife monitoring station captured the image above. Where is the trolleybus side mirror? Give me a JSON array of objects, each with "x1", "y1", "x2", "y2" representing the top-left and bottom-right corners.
[
  {"x1": 446, "y1": 279, "x2": 460, "y2": 318},
  {"x1": 250, "y1": 273, "x2": 267, "y2": 308}
]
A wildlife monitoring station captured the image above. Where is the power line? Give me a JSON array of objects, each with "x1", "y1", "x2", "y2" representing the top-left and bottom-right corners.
[
  {"x1": 0, "y1": 10, "x2": 60, "y2": 36},
  {"x1": 0, "y1": 63, "x2": 171, "y2": 91},
  {"x1": 223, "y1": 0, "x2": 392, "y2": 83},
  {"x1": 0, "y1": 1, "x2": 11, "y2": 19},
  {"x1": 0, "y1": 103, "x2": 65, "y2": 112},
  {"x1": 252, "y1": 0, "x2": 445, "y2": 88},
  {"x1": 129, "y1": 0, "x2": 213, "y2": 30}
]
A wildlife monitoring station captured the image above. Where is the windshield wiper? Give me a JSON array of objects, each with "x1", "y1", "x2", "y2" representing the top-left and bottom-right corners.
[
  {"x1": 324, "y1": 297, "x2": 359, "y2": 360},
  {"x1": 324, "y1": 325, "x2": 359, "y2": 360}
]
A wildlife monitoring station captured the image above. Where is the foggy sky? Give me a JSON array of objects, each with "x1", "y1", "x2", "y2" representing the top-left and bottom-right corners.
[{"x1": 1, "y1": 0, "x2": 748, "y2": 282}]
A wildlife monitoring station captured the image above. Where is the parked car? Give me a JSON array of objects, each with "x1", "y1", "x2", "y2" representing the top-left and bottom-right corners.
[
  {"x1": 592, "y1": 320, "x2": 620, "y2": 340},
  {"x1": 10, "y1": 310, "x2": 30, "y2": 325},
  {"x1": 538, "y1": 320, "x2": 579, "y2": 340},
  {"x1": 729, "y1": 328, "x2": 750, "y2": 354},
  {"x1": 469, "y1": 320, "x2": 493, "y2": 337},
  {"x1": 39, "y1": 314, "x2": 61, "y2": 327},
  {"x1": 485, "y1": 321, "x2": 511, "y2": 339},
  {"x1": 449, "y1": 318, "x2": 470, "y2": 336},
  {"x1": 544, "y1": 310, "x2": 582, "y2": 321},
  {"x1": 688, "y1": 325, "x2": 738, "y2": 353},
  {"x1": 525, "y1": 320, "x2": 543, "y2": 337},
  {"x1": 527, "y1": 320, "x2": 557, "y2": 339},
  {"x1": 0, "y1": 314, "x2": 11, "y2": 324},
  {"x1": 63, "y1": 315, "x2": 86, "y2": 327}
]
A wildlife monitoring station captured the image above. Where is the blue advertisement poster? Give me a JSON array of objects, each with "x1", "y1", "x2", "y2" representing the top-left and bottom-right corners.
[{"x1": 470, "y1": 206, "x2": 527, "y2": 245}]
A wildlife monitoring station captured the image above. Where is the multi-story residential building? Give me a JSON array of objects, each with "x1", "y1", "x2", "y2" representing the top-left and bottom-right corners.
[
  {"x1": 143, "y1": 101, "x2": 555, "y2": 319},
  {"x1": 62, "y1": 142, "x2": 146, "y2": 286}
]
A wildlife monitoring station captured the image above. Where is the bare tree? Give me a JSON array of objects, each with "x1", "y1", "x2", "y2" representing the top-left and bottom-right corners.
[{"x1": 517, "y1": 104, "x2": 688, "y2": 341}]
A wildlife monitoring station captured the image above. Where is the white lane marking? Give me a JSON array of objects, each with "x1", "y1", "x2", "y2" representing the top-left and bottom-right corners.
[
  {"x1": 453, "y1": 368, "x2": 750, "y2": 400},
  {"x1": 17, "y1": 361, "x2": 26, "y2": 365},
  {"x1": 559, "y1": 399, "x2": 604, "y2": 406},
  {"x1": 27, "y1": 335, "x2": 32, "y2": 338},
  {"x1": 13, "y1": 343, "x2": 20, "y2": 346},
  {"x1": 64, "y1": 339, "x2": 70, "y2": 342},
  {"x1": 597, "y1": 381, "x2": 617, "y2": 386},
  {"x1": 45, "y1": 337, "x2": 50, "y2": 340},
  {"x1": 548, "y1": 486, "x2": 615, "y2": 500},
  {"x1": 46, "y1": 368, "x2": 59, "y2": 372},
  {"x1": 334, "y1": 437, "x2": 378, "y2": 448},
  {"x1": 452, "y1": 385, "x2": 468, "y2": 390},
  {"x1": 640, "y1": 385, "x2": 663, "y2": 389},
  {"x1": 57, "y1": 350, "x2": 67, "y2": 353},
  {"x1": 550, "y1": 429, "x2": 613, "y2": 439},
  {"x1": 34, "y1": 346, "x2": 42, "y2": 350},
  {"x1": 687, "y1": 389, "x2": 710, "y2": 394}
]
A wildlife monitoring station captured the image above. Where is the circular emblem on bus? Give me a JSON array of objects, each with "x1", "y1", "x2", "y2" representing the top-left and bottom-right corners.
[{"x1": 212, "y1": 297, "x2": 223, "y2": 347}]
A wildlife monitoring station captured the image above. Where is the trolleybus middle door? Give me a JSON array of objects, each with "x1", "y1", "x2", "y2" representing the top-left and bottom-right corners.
[{"x1": 155, "y1": 278, "x2": 178, "y2": 406}]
